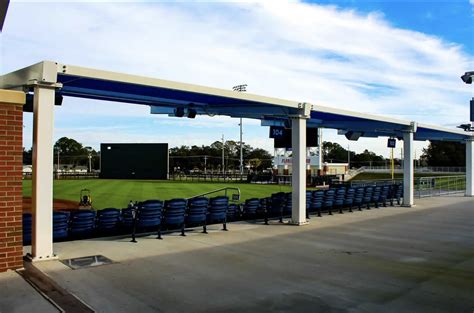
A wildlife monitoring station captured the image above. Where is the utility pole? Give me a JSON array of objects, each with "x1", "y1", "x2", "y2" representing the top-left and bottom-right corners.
[
  {"x1": 56, "y1": 149, "x2": 60, "y2": 179},
  {"x1": 204, "y1": 155, "x2": 207, "y2": 174},
  {"x1": 347, "y1": 145, "x2": 350, "y2": 169},
  {"x1": 221, "y1": 134, "x2": 225, "y2": 175},
  {"x1": 232, "y1": 84, "x2": 247, "y2": 180},
  {"x1": 391, "y1": 147, "x2": 394, "y2": 180}
]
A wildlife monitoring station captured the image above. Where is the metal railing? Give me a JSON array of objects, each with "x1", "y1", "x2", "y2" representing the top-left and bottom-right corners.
[
  {"x1": 188, "y1": 187, "x2": 241, "y2": 202},
  {"x1": 361, "y1": 166, "x2": 465, "y2": 173},
  {"x1": 349, "y1": 179, "x2": 403, "y2": 187},
  {"x1": 415, "y1": 175, "x2": 466, "y2": 198},
  {"x1": 169, "y1": 173, "x2": 245, "y2": 182}
]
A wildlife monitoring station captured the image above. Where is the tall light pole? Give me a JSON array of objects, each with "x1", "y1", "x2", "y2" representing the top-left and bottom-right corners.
[
  {"x1": 221, "y1": 134, "x2": 225, "y2": 175},
  {"x1": 55, "y1": 148, "x2": 60, "y2": 179},
  {"x1": 233, "y1": 84, "x2": 247, "y2": 180},
  {"x1": 347, "y1": 145, "x2": 350, "y2": 169}
]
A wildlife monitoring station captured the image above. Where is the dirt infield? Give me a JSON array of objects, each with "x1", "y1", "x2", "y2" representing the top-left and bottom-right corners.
[{"x1": 23, "y1": 197, "x2": 79, "y2": 213}]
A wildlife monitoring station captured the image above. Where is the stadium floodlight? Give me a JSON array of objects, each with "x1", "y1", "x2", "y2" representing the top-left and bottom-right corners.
[
  {"x1": 232, "y1": 84, "x2": 247, "y2": 180},
  {"x1": 461, "y1": 71, "x2": 474, "y2": 84}
]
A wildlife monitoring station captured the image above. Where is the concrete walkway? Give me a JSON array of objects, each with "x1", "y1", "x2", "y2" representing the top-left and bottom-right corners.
[
  {"x1": 0, "y1": 271, "x2": 59, "y2": 313},
  {"x1": 7, "y1": 196, "x2": 474, "y2": 312}
]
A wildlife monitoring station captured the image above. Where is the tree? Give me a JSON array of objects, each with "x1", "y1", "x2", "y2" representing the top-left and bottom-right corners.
[
  {"x1": 23, "y1": 147, "x2": 33, "y2": 165},
  {"x1": 246, "y1": 148, "x2": 272, "y2": 170},
  {"x1": 322, "y1": 142, "x2": 350, "y2": 163},
  {"x1": 421, "y1": 141, "x2": 465, "y2": 166},
  {"x1": 53, "y1": 137, "x2": 99, "y2": 169}
]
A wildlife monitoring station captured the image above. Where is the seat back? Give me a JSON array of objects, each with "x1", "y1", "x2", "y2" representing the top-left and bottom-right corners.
[
  {"x1": 186, "y1": 197, "x2": 208, "y2": 224},
  {"x1": 138, "y1": 201, "x2": 163, "y2": 228},
  {"x1": 121, "y1": 208, "x2": 134, "y2": 228},
  {"x1": 270, "y1": 192, "x2": 285, "y2": 216},
  {"x1": 363, "y1": 186, "x2": 374, "y2": 202},
  {"x1": 310, "y1": 190, "x2": 324, "y2": 210},
  {"x1": 243, "y1": 198, "x2": 260, "y2": 217},
  {"x1": 70, "y1": 210, "x2": 95, "y2": 236},
  {"x1": 323, "y1": 189, "x2": 336, "y2": 209},
  {"x1": 97, "y1": 208, "x2": 120, "y2": 231},
  {"x1": 164, "y1": 198, "x2": 187, "y2": 225},
  {"x1": 283, "y1": 192, "x2": 292, "y2": 215},
  {"x1": 53, "y1": 211, "x2": 70, "y2": 240},
  {"x1": 209, "y1": 196, "x2": 228, "y2": 222},
  {"x1": 227, "y1": 203, "x2": 239, "y2": 220},
  {"x1": 334, "y1": 189, "x2": 346, "y2": 206}
]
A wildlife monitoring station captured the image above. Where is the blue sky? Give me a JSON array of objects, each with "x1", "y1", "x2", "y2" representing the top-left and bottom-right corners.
[{"x1": 1, "y1": 0, "x2": 473, "y2": 158}]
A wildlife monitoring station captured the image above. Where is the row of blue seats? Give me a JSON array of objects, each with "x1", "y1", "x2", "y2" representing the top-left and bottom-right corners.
[
  {"x1": 23, "y1": 196, "x2": 238, "y2": 244},
  {"x1": 241, "y1": 184, "x2": 403, "y2": 222},
  {"x1": 22, "y1": 184, "x2": 403, "y2": 244}
]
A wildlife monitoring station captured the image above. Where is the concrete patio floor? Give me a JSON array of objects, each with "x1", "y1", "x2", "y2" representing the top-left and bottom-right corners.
[{"x1": 3, "y1": 196, "x2": 474, "y2": 313}]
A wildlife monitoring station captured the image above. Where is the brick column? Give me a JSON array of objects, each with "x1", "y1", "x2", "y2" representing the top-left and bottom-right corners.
[{"x1": 0, "y1": 89, "x2": 25, "y2": 272}]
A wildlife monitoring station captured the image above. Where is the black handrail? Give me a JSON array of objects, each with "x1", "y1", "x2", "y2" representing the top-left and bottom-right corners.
[{"x1": 188, "y1": 187, "x2": 241, "y2": 202}]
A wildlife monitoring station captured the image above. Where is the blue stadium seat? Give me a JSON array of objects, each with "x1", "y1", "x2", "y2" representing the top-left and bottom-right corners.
[
  {"x1": 121, "y1": 208, "x2": 134, "y2": 228},
  {"x1": 22, "y1": 213, "x2": 32, "y2": 245},
  {"x1": 363, "y1": 186, "x2": 374, "y2": 209},
  {"x1": 271, "y1": 192, "x2": 286, "y2": 223},
  {"x1": 310, "y1": 190, "x2": 324, "y2": 217},
  {"x1": 306, "y1": 191, "x2": 312, "y2": 219},
  {"x1": 344, "y1": 188, "x2": 355, "y2": 212},
  {"x1": 53, "y1": 211, "x2": 70, "y2": 241},
  {"x1": 209, "y1": 196, "x2": 229, "y2": 231},
  {"x1": 243, "y1": 198, "x2": 259, "y2": 219},
  {"x1": 138, "y1": 201, "x2": 163, "y2": 239},
  {"x1": 323, "y1": 189, "x2": 336, "y2": 215},
  {"x1": 390, "y1": 184, "x2": 403, "y2": 205},
  {"x1": 164, "y1": 198, "x2": 187, "y2": 236},
  {"x1": 69, "y1": 210, "x2": 96, "y2": 238},
  {"x1": 353, "y1": 187, "x2": 365, "y2": 211},
  {"x1": 227, "y1": 203, "x2": 240, "y2": 221},
  {"x1": 258, "y1": 198, "x2": 269, "y2": 219},
  {"x1": 334, "y1": 188, "x2": 346, "y2": 214},
  {"x1": 372, "y1": 186, "x2": 382, "y2": 208},
  {"x1": 96, "y1": 208, "x2": 120, "y2": 233},
  {"x1": 186, "y1": 197, "x2": 209, "y2": 233},
  {"x1": 379, "y1": 186, "x2": 390, "y2": 207}
]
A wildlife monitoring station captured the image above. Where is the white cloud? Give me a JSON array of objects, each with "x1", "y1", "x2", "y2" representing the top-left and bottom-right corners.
[{"x1": 3, "y1": 1, "x2": 472, "y2": 157}]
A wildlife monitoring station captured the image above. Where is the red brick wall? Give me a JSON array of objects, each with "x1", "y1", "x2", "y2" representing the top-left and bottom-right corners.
[{"x1": 0, "y1": 92, "x2": 25, "y2": 272}]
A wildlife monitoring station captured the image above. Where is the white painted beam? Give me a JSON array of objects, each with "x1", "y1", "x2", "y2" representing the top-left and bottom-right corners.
[
  {"x1": 466, "y1": 139, "x2": 473, "y2": 197},
  {"x1": 30, "y1": 86, "x2": 56, "y2": 261},
  {"x1": 290, "y1": 116, "x2": 308, "y2": 225},
  {"x1": 402, "y1": 131, "x2": 414, "y2": 207}
]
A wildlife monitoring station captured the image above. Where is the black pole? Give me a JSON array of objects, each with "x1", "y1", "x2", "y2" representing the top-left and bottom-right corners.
[{"x1": 130, "y1": 205, "x2": 138, "y2": 243}]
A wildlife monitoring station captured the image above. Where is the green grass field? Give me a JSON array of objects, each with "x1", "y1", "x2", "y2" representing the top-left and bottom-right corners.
[{"x1": 22, "y1": 179, "x2": 291, "y2": 210}]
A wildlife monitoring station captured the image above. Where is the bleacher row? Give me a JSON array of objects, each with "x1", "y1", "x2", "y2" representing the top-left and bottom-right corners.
[{"x1": 22, "y1": 183, "x2": 403, "y2": 244}]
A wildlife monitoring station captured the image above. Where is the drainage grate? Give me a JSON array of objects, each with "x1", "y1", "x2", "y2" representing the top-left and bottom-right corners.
[{"x1": 61, "y1": 255, "x2": 114, "y2": 270}]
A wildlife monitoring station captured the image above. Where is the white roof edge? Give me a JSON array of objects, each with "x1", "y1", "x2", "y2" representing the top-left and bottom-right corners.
[
  {"x1": 57, "y1": 62, "x2": 300, "y2": 109},
  {"x1": 417, "y1": 122, "x2": 473, "y2": 137},
  {"x1": 311, "y1": 103, "x2": 412, "y2": 126},
  {"x1": 1, "y1": 61, "x2": 471, "y2": 140}
]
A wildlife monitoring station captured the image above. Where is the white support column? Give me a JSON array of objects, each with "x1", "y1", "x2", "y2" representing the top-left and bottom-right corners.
[
  {"x1": 30, "y1": 86, "x2": 56, "y2": 261},
  {"x1": 402, "y1": 131, "x2": 414, "y2": 207},
  {"x1": 290, "y1": 116, "x2": 308, "y2": 225},
  {"x1": 466, "y1": 139, "x2": 474, "y2": 197}
]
